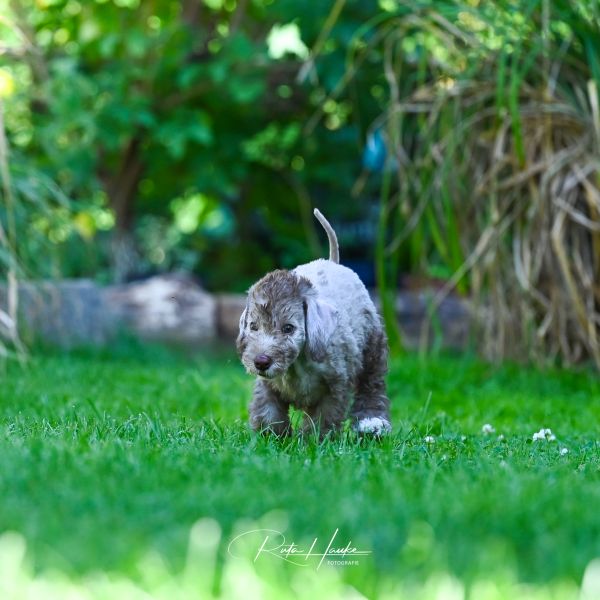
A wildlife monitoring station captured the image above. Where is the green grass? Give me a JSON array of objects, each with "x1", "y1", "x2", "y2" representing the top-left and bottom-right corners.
[{"x1": 1, "y1": 342, "x2": 600, "y2": 599}]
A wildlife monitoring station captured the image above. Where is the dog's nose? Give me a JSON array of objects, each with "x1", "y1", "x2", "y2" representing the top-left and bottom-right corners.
[{"x1": 254, "y1": 354, "x2": 273, "y2": 371}]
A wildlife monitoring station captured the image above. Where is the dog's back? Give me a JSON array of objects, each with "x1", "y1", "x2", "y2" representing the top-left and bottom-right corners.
[
  {"x1": 293, "y1": 258, "x2": 381, "y2": 348},
  {"x1": 296, "y1": 209, "x2": 382, "y2": 345}
]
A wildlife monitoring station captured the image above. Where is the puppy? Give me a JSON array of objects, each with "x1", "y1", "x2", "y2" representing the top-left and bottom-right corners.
[{"x1": 237, "y1": 209, "x2": 391, "y2": 436}]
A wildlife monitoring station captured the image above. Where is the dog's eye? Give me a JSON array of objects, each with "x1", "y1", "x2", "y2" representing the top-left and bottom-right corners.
[
  {"x1": 249, "y1": 322, "x2": 258, "y2": 331},
  {"x1": 282, "y1": 324, "x2": 295, "y2": 334}
]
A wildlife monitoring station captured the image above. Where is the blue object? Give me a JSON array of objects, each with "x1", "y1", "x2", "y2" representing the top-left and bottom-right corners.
[{"x1": 362, "y1": 128, "x2": 387, "y2": 172}]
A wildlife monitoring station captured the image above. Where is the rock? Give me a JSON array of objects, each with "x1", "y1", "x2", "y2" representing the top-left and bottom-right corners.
[
  {"x1": 391, "y1": 291, "x2": 471, "y2": 349},
  {"x1": 1, "y1": 274, "x2": 218, "y2": 347},
  {"x1": 0, "y1": 279, "x2": 115, "y2": 347},
  {"x1": 104, "y1": 274, "x2": 217, "y2": 344},
  {"x1": 215, "y1": 294, "x2": 247, "y2": 340}
]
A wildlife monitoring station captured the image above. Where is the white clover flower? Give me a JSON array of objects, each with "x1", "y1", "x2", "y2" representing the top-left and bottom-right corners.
[
  {"x1": 560, "y1": 447, "x2": 569, "y2": 456},
  {"x1": 424, "y1": 435, "x2": 436, "y2": 444},
  {"x1": 497, "y1": 434, "x2": 505, "y2": 441},
  {"x1": 532, "y1": 428, "x2": 556, "y2": 442},
  {"x1": 460, "y1": 435, "x2": 467, "y2": 442},
  {"x1": 482, "y1": 423, "x2": 495, "y2": 434}
]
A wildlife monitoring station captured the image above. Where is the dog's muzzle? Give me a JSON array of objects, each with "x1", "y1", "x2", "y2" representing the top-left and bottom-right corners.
[{"x1": 253, "y1": 354, "x2": 273, "y2": 373}]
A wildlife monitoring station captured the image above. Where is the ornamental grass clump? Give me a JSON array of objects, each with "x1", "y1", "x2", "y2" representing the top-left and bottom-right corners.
[{"x1": 346, "y1": 1, "x2": 600, "y2": 367}]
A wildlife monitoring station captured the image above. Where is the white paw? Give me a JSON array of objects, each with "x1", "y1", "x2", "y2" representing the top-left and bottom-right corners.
[{"x1": 355, "y1": 417, "x2": 392, "y2": 435}]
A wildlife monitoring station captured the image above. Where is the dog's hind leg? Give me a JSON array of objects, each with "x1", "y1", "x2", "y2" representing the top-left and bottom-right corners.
[
  {"x1": 351, "y1": 327, "x2": 391, "y2": 435},
  {"x1": 249, "y1": 379, "x2": 291, "y2": 436}
]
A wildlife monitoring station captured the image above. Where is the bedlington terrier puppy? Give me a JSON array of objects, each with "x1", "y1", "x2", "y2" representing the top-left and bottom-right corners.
[{"x1": 236, "y1": 209, "x2": 391, "y2": 437}]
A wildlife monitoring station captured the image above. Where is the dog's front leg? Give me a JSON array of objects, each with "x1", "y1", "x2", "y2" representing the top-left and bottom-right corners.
[
  {"x1": 249, "y1": 379, "x2": 291, "y2": 436},
  {"x1": 300, "y1": 382, "x2": 349, "y2": 437}
]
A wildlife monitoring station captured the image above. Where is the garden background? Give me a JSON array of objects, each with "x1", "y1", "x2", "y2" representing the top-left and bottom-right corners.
[{"x1": 1, "y1": 1, "x2": 600, "y2": 599}]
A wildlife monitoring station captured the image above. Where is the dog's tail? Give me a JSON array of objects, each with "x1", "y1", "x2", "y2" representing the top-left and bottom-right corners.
[{"x1": 313, "y1": 209, "x2": 339, "y2": 264}]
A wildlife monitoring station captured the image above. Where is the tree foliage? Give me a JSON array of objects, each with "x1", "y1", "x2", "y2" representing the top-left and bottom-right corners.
[{"x1": 0, "y1": 0, "x2": 384, "y2": 288}]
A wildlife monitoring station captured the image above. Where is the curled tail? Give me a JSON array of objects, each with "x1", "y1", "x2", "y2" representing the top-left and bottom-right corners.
[{"x1": 313, "y1": 208, "x2": 339, "y2": 264}]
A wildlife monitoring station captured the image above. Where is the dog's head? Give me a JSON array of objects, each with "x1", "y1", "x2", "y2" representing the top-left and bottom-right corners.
[{"x1": 236, "y1": 269, "x2": 337, "y2": 378}]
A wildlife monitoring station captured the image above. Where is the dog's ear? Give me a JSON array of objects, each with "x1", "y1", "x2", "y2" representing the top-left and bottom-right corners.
[
  {"x1": 236, "y1": 303, "x2": 249, "y2": 355},
  {"x1": 304, "y1": 297, "x2": 338, "y2": 362}
]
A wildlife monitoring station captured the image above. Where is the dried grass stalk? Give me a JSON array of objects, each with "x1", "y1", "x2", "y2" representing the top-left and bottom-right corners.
[
  {"x1": 0, "y1": 97, "x2": 24, "y2": 360},
  {"x1": 368, "y1": 5, "x2": 600, "y2": 368}
]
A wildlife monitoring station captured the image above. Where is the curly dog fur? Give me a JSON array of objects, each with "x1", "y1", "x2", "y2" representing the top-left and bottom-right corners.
[{"x1": 237, "y1": 209, "x2": 391, "y2": 436}]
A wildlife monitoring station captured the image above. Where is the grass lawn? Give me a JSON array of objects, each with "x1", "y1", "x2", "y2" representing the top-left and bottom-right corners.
[{"x1": 1, "y1": 341, "x2": 600, "y2": 599}]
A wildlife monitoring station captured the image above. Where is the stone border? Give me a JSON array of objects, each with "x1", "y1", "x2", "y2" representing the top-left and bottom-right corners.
[{"x1": 1, "y1": 275, "x2": 472, "y2": 349}]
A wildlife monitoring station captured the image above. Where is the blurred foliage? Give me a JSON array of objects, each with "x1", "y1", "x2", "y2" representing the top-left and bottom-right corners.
[{"x1": 0, "y1": 0, "x2": 386, "y2": 289}]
